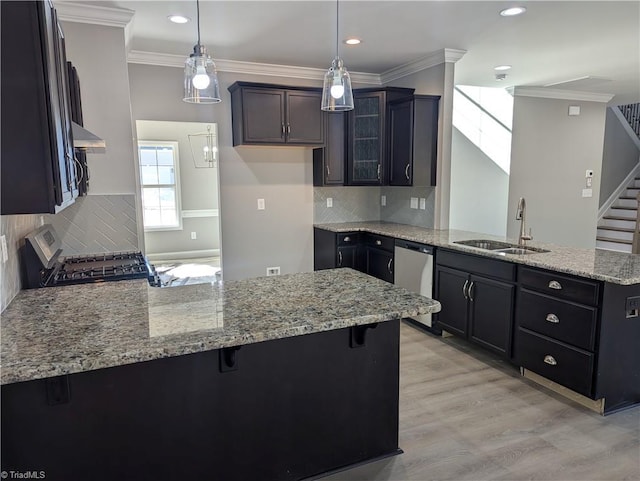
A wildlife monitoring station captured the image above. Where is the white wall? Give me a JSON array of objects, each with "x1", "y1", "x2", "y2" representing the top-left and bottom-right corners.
[
  {"x1": 61, "y1": 22, "x2": 136, "y2": 195},
  {"x1": 507, "y1": 95, "x2": 608, "y2": 248},
  {"x1": 450, "y1": 128, "x2": 509, "y2": 236}
]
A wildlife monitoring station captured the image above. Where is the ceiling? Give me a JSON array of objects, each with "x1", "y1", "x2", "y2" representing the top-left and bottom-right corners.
[{"x1": 62, "y1": 1, "x2": 639, "y2": 105}]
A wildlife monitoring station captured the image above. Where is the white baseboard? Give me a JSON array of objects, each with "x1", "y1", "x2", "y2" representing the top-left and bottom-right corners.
[{"x1": 146, "y1": 249, "x2": 220, "y2": 262}]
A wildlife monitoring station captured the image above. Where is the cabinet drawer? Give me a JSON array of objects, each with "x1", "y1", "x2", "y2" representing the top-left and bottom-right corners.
[
  {"x1": 365, "y1": 233, "x2": 394, "y2": 252},
  {"x1": 437, "y1": 249, "x2": 515, "y2": 282},
  {"x1": 518, "y1": 289, "x2": 597, "y2": 351},
  {"x1": 518, "y1": 267, "x2": 599, "y2": 306},
  {"x1": 337, "y1": 232, "x2": 360, "y2": 246},
  {"x1": 517, "y1": 328, "x2": 594, "y2": 397}
]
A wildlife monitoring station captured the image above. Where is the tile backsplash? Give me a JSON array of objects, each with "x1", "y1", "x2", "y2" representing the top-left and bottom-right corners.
[
  {"x1": 43, "y1": 195, "x2": 138, "y2": 255},
  {"x1": 1, "y1": 214, "x2": 39, "y2": 312},
  {"x1": 314, "y1": 185, "x2": 435, "y2": 228}
]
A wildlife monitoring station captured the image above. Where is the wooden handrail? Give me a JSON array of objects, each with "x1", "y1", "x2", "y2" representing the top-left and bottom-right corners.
[{"x1": 633, "y1": 191, "x2": 640, "y2": 254}]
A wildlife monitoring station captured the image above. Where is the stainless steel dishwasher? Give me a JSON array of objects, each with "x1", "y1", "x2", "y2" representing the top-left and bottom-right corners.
[{"x1": 394, "y1": 239, "x2": 436, "y2": 330}]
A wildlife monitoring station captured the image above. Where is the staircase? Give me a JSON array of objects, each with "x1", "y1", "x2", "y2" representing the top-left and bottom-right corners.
[{"x1": 596, "y1": 177, "x2": 640, "y2": 252}]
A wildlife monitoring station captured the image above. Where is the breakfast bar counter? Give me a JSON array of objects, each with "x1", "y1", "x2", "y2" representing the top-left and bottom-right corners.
[{"x1": 1, "y1": 268, "x2": 440, "y2": 481}]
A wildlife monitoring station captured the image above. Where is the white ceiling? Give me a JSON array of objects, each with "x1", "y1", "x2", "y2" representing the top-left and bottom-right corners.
[{"x1": 61, "y1": 1, "x2": 640, "y2": 105}]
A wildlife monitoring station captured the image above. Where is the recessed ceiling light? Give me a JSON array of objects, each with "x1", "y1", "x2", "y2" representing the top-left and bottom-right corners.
[
  {"x1": 168, "y1": 14, "x2": 190, "y2": 24},
  {"x1": 499, "y1": 7, "x2": 527, "y2": 17},
  {"x1": 494, "y1": 65, "x2": 512, "y2": 71},
  {"x1": 344, "y1": 38, "x2": 362, "y2": 45}
]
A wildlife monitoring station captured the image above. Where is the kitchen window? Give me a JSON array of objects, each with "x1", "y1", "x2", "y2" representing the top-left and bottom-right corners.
[{"x1": 137, "y1": 141, "x2": 182, "y2": 230}]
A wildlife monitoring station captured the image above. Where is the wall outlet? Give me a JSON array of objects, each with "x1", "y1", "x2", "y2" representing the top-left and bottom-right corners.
[
  {"x1": 326, "y1": 197, "x2": 333, "y2": 208},
  {"x1": 39, "y1": 216, "x2": 45, "y2": 226},
  {"x1": 0, "y1": 235, "x2": 7, "y2": 263},
  {"x1": 381, "y1": 195, "x2": 386, "y2": 207},
  {"x1": 257, "y1": 198, "x2": 265, "y2": 210},
  {"x1": 190, "y1": 231, "x2": 197, "y2": 240},
  {"x1": 266, "y1": 266, "x2": 280, "y2": 276},
  {"x1": 410, "y1": 197, "x2": 419, "y2": 209},
  {"x1": 419, "y1": 198, "x2": 426, "y2": 210},
  {"x1": 625, "y1": 296, "x2": 640, "y2": 318}
]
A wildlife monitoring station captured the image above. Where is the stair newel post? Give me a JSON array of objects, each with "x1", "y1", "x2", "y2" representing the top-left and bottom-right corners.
[{"x1": 633, "y1": 192, "x2": 640, "y2": 254}]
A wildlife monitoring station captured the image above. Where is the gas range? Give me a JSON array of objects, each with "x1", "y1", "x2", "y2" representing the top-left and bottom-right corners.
[{"x1": 22, "y1": 225, "x2": 160, "y2": 288}]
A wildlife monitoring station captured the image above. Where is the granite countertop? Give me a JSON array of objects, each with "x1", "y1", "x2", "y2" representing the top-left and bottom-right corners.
[
  {"x1": 315, "y1": 221, "x2": 640, "y2": 285},
  {"x1": 0, "y1": 268, "x2": 440, "y2": 385}
]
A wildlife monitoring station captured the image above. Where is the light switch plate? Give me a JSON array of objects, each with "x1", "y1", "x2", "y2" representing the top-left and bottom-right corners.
[
  {"x1": 419, "y1": 198, "x2": 426, "y2": 210},
  {"x1": 582, "y1": 188, "x2": 593, "y2": 198},
  {"x1": 381, "y1": 195, "x2": 386, "y2": 207},
  {"x1": 257, "y1": 198, "x2": 265, "y2": 210},
  {"x1": 326, "y1": 197, "x2": 333, "y2": 208},
  {"x1": 568, "y1": 105, "x2": 581, "y2": 116},
  {"x1": 410, "y1": 197, "x2": 419, "y2": 209}
]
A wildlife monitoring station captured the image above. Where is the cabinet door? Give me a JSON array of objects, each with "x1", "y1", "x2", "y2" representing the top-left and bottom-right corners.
[
  {"x1": 347, "y1": 92, "x2": 385, "y2": 185},
  {"x1": 388, "y1": 99, "x2": 413, "y2": 186},
  {"x1": 366, "y1": 247, "x2": 393, "y2": 283},
  {"x1": 312, "y1": 112, "x2": 345, "y2": 186},
  {"x1": 286, "y1": 91, "x2": 323, "y2": 144},
  {"x1": 435, "y1": 266, "x2": 469, "y2": 336},
  {"x1": 337, "y1": 246, "x2": 360, "y2": 270},
  {"x1": 241, "y1": 88, "x2": 286, "y2": 144},
  {"x1": 468, "y1": 275, "x2": 515, "y2": 356}
]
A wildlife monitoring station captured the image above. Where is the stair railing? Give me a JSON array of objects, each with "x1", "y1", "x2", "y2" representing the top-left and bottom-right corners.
[
  {"x1": 619, "y1": 103, "x2": 640, "y2": 138},
  {"x1": 633, "y1": 192, "x2": 640, "y2": 254}
]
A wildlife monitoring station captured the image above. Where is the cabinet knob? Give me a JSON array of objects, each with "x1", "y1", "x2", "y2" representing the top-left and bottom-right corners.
[
  {"x1": 548, "y1": 280, "x2": 562, "y2": 290},
  {"x1": 543, "y1": 355, "x2": 557, "y2": 366},
  {"x1": 343, "y1": 236, "x2": 351, "y2": 243},
  {"x1": 375, "y1": 240, "x2": 382, "y2": 246},
  {"x1": 545, "y1": 313, "x2": 560, "y2": 324}
]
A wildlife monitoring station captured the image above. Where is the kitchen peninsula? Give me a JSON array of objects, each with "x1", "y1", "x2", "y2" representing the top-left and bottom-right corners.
[{"x1": 1, "y1": 268, "x2": 440, "y2": 481}]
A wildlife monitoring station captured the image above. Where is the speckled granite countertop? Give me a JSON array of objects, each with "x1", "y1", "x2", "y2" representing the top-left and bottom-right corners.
[
  {"x1": 315, "y1": 221, "x2": 640, "y2": 285},
  {"x1": 0, "y1": 268, "x2": 440, "y2": 385}
]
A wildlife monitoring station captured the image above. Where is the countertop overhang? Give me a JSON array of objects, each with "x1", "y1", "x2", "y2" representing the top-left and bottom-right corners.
[
  {"x1": 315, "y1": 222, "x2": 640, "y2": 285},
  {"x1": 0, "y1": 268, "x2": 440, "y2": 385}
]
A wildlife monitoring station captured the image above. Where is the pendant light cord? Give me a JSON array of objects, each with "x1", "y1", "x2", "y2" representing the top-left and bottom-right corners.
[
  {"x1": 196, "y1": 0, "x2": 202, "y2": 46},
  {"x1": 335, "y1": 0, "x2": 339, "y2": 58}
]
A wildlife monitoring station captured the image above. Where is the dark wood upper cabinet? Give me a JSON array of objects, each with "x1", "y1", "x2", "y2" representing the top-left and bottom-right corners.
[
  {"x1": 1, "y1": 0, "x2": 78, "y2": 214},
  {"x1": 229, "y1": 82, "x2": 324, "y2": 146},
  {"x1": 313, "y1": 112, "x2": 346, "y2": 186},
  {"x1": 344, "y1": 87, "x2": 415, "y2": 186},
  {"x1": 388, "y1": 95, "x2": 440, "y2": 187}
]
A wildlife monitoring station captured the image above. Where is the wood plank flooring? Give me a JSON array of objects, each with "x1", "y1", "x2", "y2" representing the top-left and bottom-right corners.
[{"x1": 323, "y1": 322, "x2": 640, "y2": 481}]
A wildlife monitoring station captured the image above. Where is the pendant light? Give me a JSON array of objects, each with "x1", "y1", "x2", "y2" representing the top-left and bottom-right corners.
[
  {"x1": 183, "y1": 0, "x2": 221, "y2": 104},
  {"x1": 321, "y1": 0, "x2": 354, "y2": 111}
]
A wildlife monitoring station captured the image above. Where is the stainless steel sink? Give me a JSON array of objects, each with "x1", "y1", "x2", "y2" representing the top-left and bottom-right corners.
[
  {"x1": 453, "y1": 239, "x2": 514, "y2": 250},
  {"x1": 454, "y1": 239, "x2": 550, "y2": 255}
]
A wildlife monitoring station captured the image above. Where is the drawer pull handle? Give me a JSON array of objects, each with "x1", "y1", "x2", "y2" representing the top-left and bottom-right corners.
[
  {"x1": 388, "y1": 258, "x2": 393, "y2": 273},
  {"x1": 376, "y1": 240, "x2": 382, "y2": 246},
  {"x1": 343, "y1": 236, "x2": 351, "y2": 243},
  {"x1": 545, "y1": 313, "x2": 560, "y2": 324},
  {"x1": 548, "y1": 280, "x2": 562, "y2": 290},
  {"x1": 468, "y1": 281, "x2": 475, "y2": 301},
  {"x1": 543, "y1": 355, "x2": 557, "y2": 366},
  {"x1": 462, "y1": 280, "x2": 469, "y2": 299},
  {"x1": 338, "y1": 251, "x2": 343, "y2": 267}
]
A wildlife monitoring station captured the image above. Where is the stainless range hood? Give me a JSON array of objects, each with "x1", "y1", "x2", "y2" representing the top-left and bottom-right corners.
[{"x1": 72, "y1": 121, "x2": 106, "y2": 153}]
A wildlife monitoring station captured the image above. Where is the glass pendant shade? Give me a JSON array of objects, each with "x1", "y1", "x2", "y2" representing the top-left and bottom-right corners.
[
  {"x1": 321, "y1": 57, "x2": 354, "y2": 111},
  {"x1": 184, "y1": 45, "x2": 221, "y2": 104}
]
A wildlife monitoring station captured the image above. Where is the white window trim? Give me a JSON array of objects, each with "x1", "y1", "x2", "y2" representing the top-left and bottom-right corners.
[{"x1": 138, "y1": 140, "x2": 183, "y2": 232}]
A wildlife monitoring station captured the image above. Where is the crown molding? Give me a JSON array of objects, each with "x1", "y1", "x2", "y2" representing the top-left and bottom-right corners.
[
  {"x1": 380, "y1": 48, "x2": 467, "y2": 84},
  {"x1": 127, "y1": 50, "x2": 381, "y2": 84},
  {"x1": 54, "y1": 1, "x2": 135, "y2": 28},
  {"x1": 509, "y1": 86, "x2": 615, "y2": 103}
]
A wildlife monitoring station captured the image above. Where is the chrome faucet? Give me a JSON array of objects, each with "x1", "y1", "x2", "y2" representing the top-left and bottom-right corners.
[{"x1": 516, "y1": 197, "x2": 533, "y2": 246}]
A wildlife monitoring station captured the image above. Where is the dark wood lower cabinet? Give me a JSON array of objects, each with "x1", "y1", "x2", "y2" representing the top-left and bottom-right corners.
[
  {"x1": 1, "y1": 321, "x2": 400, "y2": 481},
  {"x1": 366, "y1": 247, "x2": 394, "y2": 283}
]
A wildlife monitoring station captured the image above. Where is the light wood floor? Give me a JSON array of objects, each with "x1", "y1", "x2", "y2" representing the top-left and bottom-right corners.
[{"x1": 324, "y1": 322, "x2": 640, "y2": 481}]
